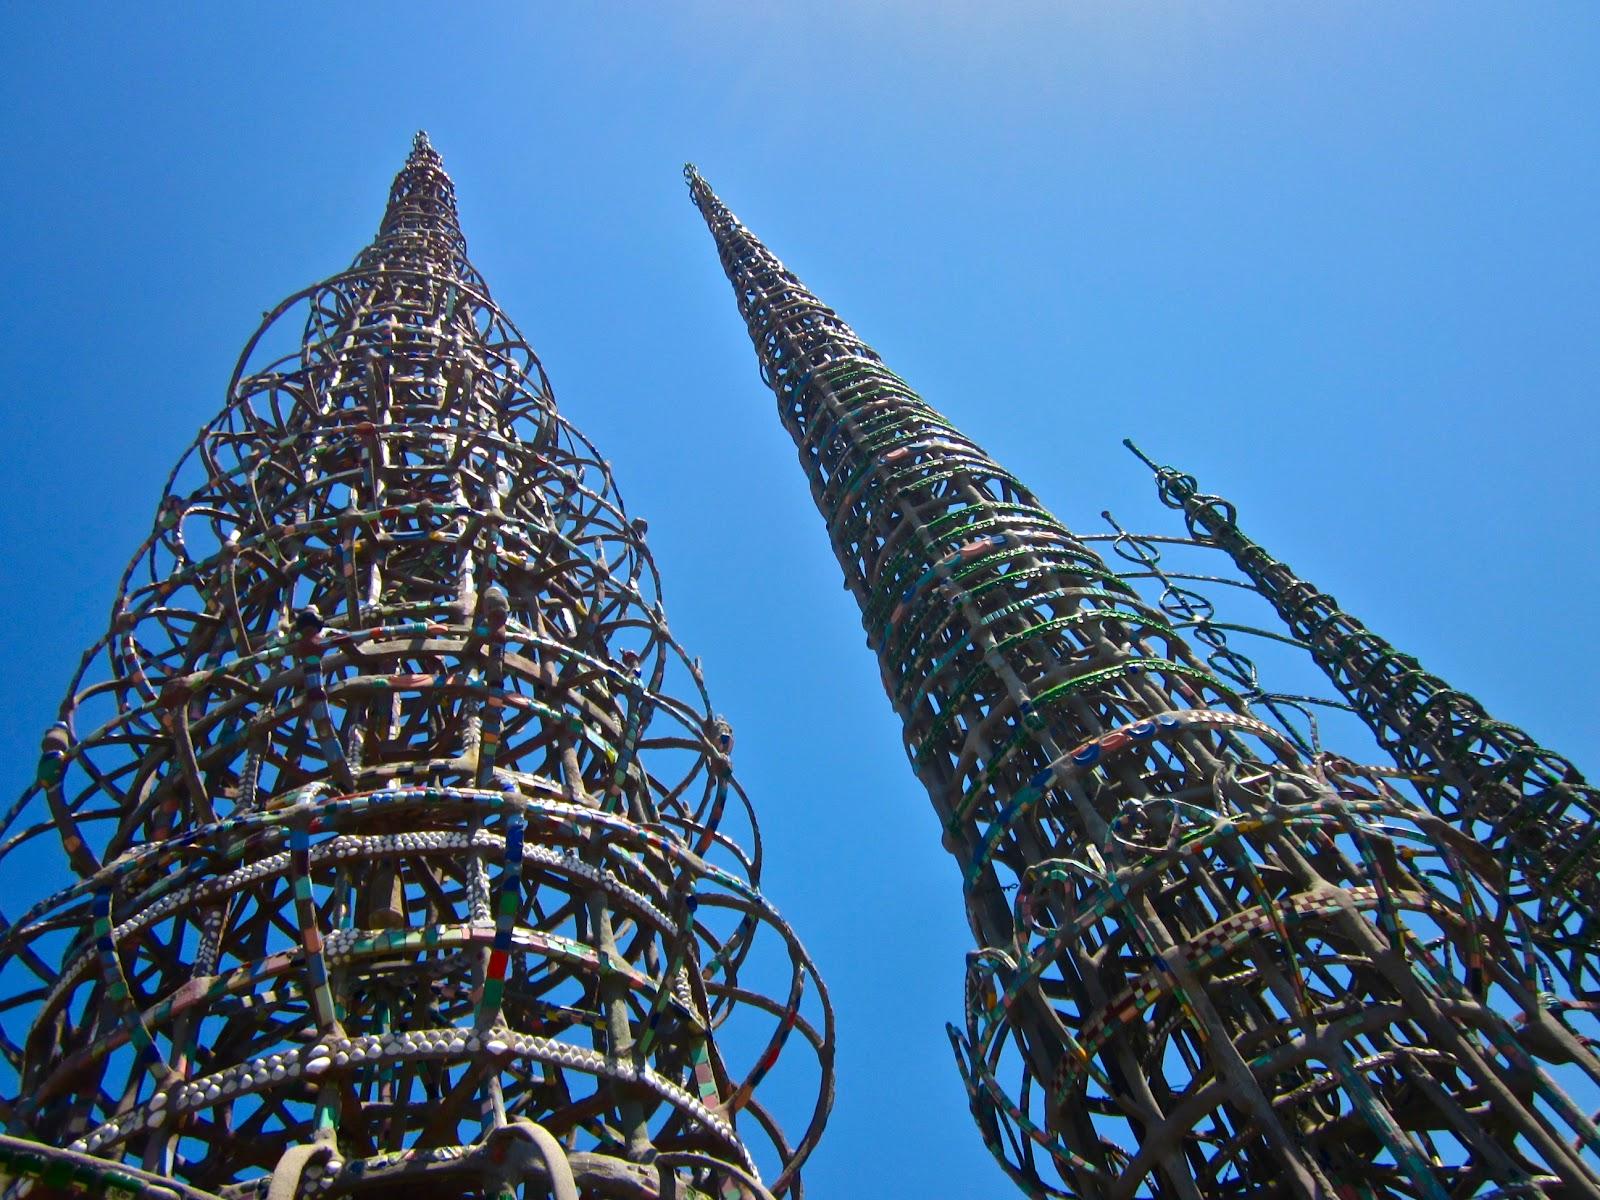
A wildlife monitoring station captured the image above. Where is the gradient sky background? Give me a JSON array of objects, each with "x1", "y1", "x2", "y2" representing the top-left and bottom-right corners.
[{"x1": 2, "y1": 5, "x2": 1597, "y2": 1196}]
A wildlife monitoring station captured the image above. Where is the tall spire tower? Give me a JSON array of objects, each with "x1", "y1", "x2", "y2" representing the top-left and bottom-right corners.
[
  {"x1": 686, "y1": 166, "x2": 1600, "y2": 1199},
  {"x1": 1129, "y1": 446, "x2": 1600, "y2": 993},
  {"x1": 0, "y1": 138, "x2": 833, "y2": 1200}
]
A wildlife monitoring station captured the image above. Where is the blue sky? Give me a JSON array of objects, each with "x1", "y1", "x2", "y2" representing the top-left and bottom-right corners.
[{"x1": 1, "y1": 5, "x2": 1596, "y2": 1196}]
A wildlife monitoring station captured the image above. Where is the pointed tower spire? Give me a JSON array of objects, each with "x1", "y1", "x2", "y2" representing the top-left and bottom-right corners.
[
  {"x1": 0, "y1": 141, "x2": 833, "y2": 1200},
  {"x1": 688, "y1": 169, "x2": 1600, "y2": 1198},
  {"x1": 1129, "y1": 442, "x2": 1600, "y2": 990},
  {"x1": 361, "y1": 128, "x2": 471, "y2": 279}
]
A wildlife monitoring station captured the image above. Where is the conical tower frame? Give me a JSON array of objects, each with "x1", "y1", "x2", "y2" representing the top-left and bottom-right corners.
[
  {"x1": 686, "y1": 163, "x2": 1600, "y2": 1200},
  {"x1": 0, "y1": 138, "x2": 833, "y2": 1200}
]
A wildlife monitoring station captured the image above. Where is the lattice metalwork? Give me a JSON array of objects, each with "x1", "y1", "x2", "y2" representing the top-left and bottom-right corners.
[
  {"x1": 686, "y1": 164, "x2": 1600, "y2": 1199},
  {"x1": 1083, "y1": 512, "x2": 1355, "y2": 767},
  {"x1": 1077, "y1": 499, "x2": 1600, "y2": 1048},
  {"x1": 1126, "y1": 444, "x2": 1600, "y2": 996},
  {"x1": 0, "y1": 136, "x2": 833, "y2": 1200}
]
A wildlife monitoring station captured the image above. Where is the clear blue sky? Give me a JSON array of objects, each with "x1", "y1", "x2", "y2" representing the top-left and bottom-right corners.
[{"x1": 1, "y1": 5, "x2": 1596, "y2": 1196}]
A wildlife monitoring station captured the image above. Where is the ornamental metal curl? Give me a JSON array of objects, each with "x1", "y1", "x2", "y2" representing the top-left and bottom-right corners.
[
  {"x1": 1129, "y1": 441, "x2": 1600, "y2": 997},
  {"x1": 0, "y1": 136, "x2": 833, "y2": 1200},
  {"x1": 686, "y1": 163, "x2": 1600, "y2": 1199},
  {"x1": 1092, "y1": 510, "x2": 1344, "y2": 761}
]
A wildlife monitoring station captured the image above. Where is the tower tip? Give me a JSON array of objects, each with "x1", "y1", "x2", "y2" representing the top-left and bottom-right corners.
[
  {"x1": 406, "y1": 131, "x2": 443, "y2": 171},
  {"x1": 374, "y1": 128, "x2": 461, "y2": 255},
  {"x1": 683, "y1": 164, "x2": 725, "y2": 219},
  {"x1": 1121, "y1": 438, "x2": 1161, "y2": 472}
]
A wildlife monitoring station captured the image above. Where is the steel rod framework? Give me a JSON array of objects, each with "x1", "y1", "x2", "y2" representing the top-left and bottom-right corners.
[
  {"x1": 0, "y1": 137, "x2": 833, "y2": 1200},
  {"x1": 1129, "y1": 445, "x2": 1600, "y2": 996},
  {"x1": 685, "y1": 164, "x2": 1600, "y2": 1199}
]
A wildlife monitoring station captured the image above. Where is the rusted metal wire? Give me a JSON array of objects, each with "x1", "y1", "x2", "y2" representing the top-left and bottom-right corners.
[
  {"x1": 0, "y1": 136, "x2": 833, "y2": 1200},
  {"x1": 686, "y1": 163, "x2": 1600, "y2": 1199}
]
